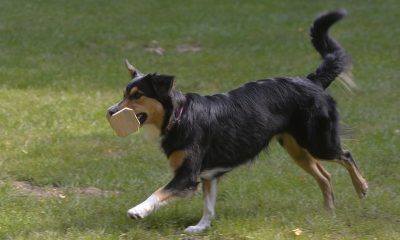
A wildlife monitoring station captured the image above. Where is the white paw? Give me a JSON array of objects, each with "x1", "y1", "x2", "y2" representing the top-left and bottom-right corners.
[
  {"x1": 127, "y1": 205, "x2": 151, "y2": 219},
  {"x1": 184, "y1": 224, "x2": 209, "y2": 234},
  {"x1": 127, "y1": 194, "x2": 160, "y2": 219}
]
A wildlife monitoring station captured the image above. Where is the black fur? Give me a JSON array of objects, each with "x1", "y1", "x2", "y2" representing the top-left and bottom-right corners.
[
  {"x1": 116, "y1": 10, "x2": 354, "y2": 196},
  {"x1": 159, "y1": 10, "x2": 351, "y2": 193},
  {"x1": 307, "y1": 9, "x2": 351, "y2": 88}
]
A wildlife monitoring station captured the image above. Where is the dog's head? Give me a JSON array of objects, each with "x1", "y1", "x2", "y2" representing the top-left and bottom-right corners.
[{"x1": 107, "y1": 60, "x2": 175, "y2": 130}]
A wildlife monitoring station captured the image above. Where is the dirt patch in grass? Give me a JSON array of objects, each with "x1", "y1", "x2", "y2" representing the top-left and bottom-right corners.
[
  {"x1": 144, "y1": 40, "x2": 165, "y2": 55},
  {"x1": 12, "y1": 181, "x2": 120, "y2": 199},
  {"x1": 144, "y1": 41, "x2": 202, "y2": 55},
  {"x1": 176, "y1": 43, "x2": 202, "y2": 53}
]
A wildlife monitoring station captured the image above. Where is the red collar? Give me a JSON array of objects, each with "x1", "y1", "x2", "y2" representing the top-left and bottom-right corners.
[{"x1": 166, "y1": 105, "x2": 184, "y2": 131}]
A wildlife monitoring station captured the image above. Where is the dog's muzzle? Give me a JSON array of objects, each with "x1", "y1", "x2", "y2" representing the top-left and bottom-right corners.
[{"x1": 107, "y1": 104, "x2": 120, "y2": 118}]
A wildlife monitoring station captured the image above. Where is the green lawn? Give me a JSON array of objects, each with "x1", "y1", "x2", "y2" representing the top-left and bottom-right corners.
[{"x1": 1, "y1": 0, "x2": 399, "y2": 239}]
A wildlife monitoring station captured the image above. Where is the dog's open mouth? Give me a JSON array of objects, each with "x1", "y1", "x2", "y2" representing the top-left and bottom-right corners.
[{"x1": 136, "y1": 113, "x2": 148, "y2": 125}]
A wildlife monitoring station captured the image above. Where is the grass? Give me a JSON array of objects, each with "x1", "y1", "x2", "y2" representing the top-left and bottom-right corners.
[{"x1": 1, "y1": 0, "x2": 399, "y2": 239}]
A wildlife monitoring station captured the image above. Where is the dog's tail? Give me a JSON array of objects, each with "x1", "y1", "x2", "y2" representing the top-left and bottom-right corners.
[{"x1": 307, "y1": 9, "x2": 355, "y2": 90}]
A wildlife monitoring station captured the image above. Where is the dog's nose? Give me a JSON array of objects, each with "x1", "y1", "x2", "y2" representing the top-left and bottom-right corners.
[
  {"x1": 107, "y1": 105, "x2": 120, "y2": 116},
  {"x1": 108, "y1": 109, "x2": 116, "y2": 116}
]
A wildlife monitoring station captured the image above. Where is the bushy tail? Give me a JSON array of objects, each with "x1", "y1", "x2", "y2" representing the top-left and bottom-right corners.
[{"x1": 307, "y1": 9, "x2": 354, "y2": 89}]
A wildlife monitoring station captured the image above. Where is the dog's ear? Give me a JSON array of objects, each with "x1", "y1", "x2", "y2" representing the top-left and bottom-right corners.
[
  {"x1": 150, "y1": 74, "x2": 175, "y2": 99},
  {"x1": 125, "y1": 59, "x2": 143, "y2": 78}
]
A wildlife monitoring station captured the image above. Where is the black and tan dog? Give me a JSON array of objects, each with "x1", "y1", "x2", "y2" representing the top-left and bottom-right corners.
[{"x1": 107, "y1": 9, "x2": 368, "y2": 233}]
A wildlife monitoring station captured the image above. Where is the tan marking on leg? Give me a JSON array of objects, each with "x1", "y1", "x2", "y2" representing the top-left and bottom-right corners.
[
  {"x1": 128, "y1": 174, "x2": 198, "y2": 220},
  {"x1": 281, "y1": 133, "x2": 335, "y2": 210},
  {"x1": 168, "y1": 150, "x2": 186, "y2": 171},
  {"x1": 202, "y1": 179, "x2": 211, "y2": 195},
  {"x1": 153, "y1": 184, "x2": 199, "y2": 207},
  {"x1": 335, "y1": 158, "x2": 368, "y2": 198},
  {"x1": 127, "y1": 185, "x2": 169, "y2": 219},
  {"x1": 315, "y1": 161, "x2": 332, "y2": 184},
  {"x1": 315, "y1": 161, "x2": 334, "y2": 202},
  {"x1": 153, "y1": 187, "x2": 176, "y2": 203}
]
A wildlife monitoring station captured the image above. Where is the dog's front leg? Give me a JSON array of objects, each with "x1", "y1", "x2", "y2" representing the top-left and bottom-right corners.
[
  {"x1": 127, "y1": 183, "x2": 198, "y2": 219},
  {"x1": 185, "y1": 178, "x2": 218, "y2": 233},
  {"x1": 127, "y1": 187, "x2": 172, "y2": 219},
  {"x1": 128, "y1": 153, "x2": 200, "y2": 219}
]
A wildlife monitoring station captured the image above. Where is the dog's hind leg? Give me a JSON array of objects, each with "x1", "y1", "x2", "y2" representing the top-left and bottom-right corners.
[
  {"x1": 280, "y1": 134, "x2": 335, "y2": 210},
  {"x1": 185, "y1": 178, "x2": 218, "y2": 233},
  {"x1": 315, "y1": 161, "x2": 335, "y2": 203},
  {"x1": 335, "y1": 151, "x2": 368, "y2": 199}
]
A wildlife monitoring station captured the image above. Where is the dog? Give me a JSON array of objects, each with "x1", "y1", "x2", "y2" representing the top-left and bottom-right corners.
[{"x1": 107, "y1": 9, "x2": 368, "y2": 233}]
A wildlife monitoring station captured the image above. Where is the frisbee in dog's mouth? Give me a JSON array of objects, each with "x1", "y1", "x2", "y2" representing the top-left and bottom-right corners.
[
  {"x1": 107, "y1": 108, "x2": 140, "y2": 137},
  {"x1": 136, "y1": 112, "x2": 148, "y2": 125}
]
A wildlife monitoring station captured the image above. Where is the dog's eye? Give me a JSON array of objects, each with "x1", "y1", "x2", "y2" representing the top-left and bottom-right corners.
[{"x1": 129, "y1": 92, "x2": 143, "y2": 100}]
